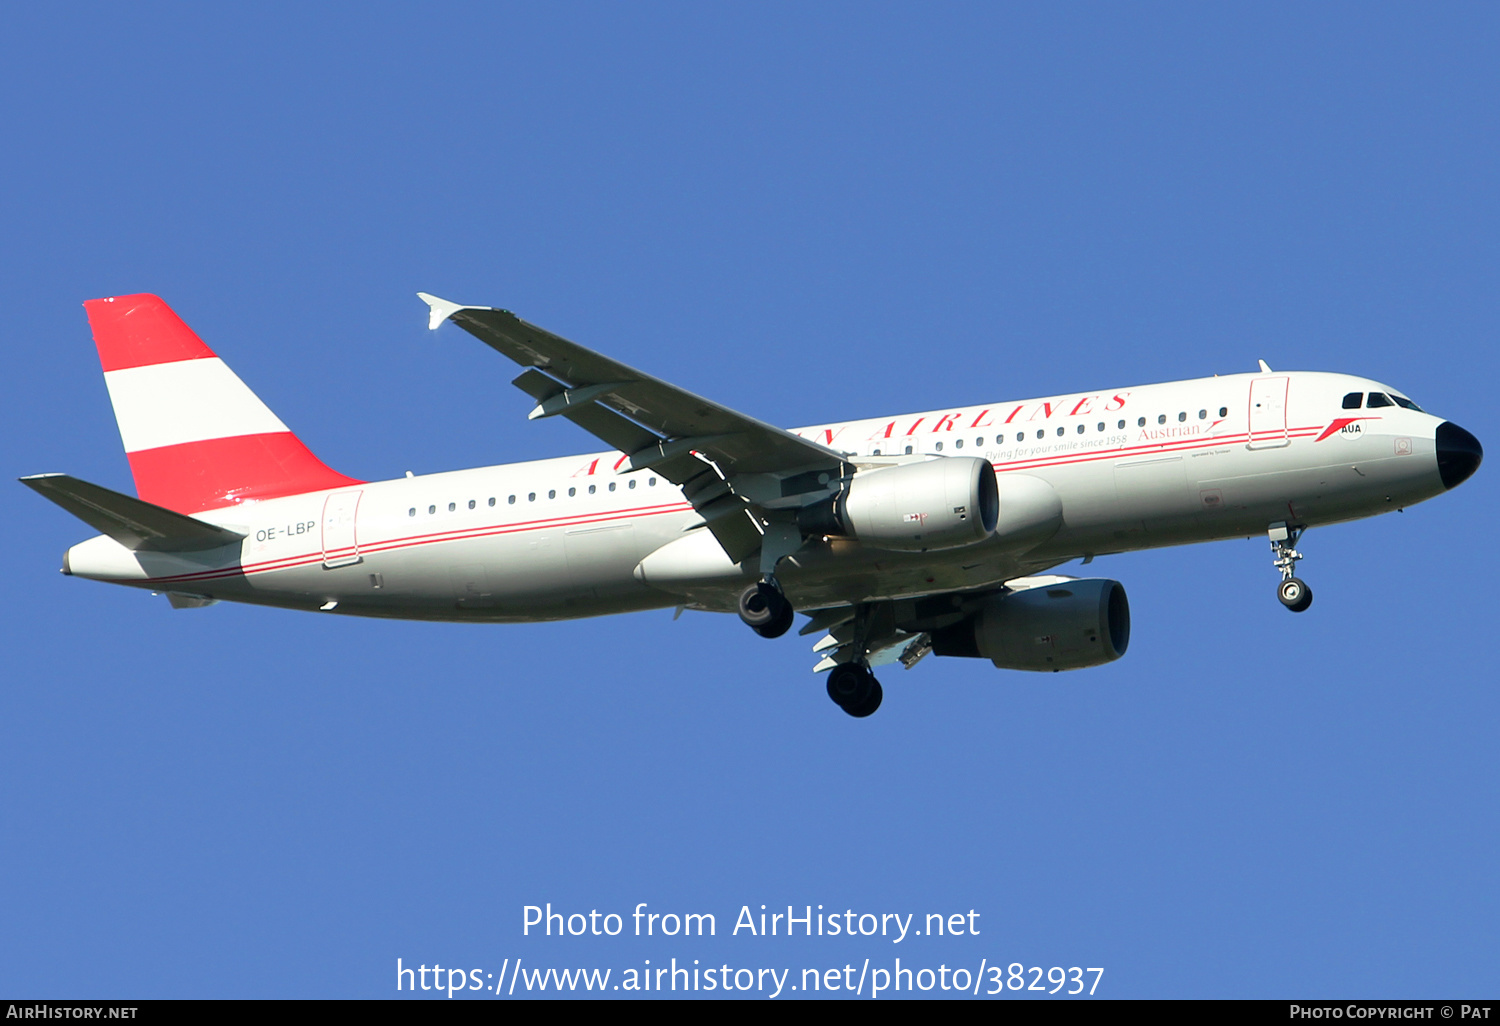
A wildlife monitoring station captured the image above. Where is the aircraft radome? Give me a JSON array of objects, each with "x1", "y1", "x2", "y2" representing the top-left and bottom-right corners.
[{"x1": 23, "y1": 294, "x2": 1483, "y2": 717}]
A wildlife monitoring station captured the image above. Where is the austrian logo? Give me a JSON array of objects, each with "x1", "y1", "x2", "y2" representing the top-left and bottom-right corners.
[{"x1": 1315, "y1": 417, "x2": 1378, "y2": 442}]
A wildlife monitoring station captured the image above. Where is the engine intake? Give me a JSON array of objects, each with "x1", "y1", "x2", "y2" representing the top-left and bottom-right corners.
[
  {"x1": 798, "y1": 457, "x2": 999, "y2": 552},
  {"x1": 930, "y1": 578, "x2": 1130, "y2": 672}
]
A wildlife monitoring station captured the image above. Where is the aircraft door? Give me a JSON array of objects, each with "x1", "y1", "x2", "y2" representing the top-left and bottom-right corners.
[
  {"x1": 321, "y1": 490, "x2": 363, "y2": 568},
  {"x1": 1247, "y1": 377, "x2": 1290, "y2": 450}
]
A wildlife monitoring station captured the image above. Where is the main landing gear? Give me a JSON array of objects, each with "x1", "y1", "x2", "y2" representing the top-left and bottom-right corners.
[
  {"x1": 826, "y1": 662, "x2": 884, "y2": 718},
  {"x1": 1269, "y1": 521, "x2": 1313, "y2": 613},
  {"x1": 736, "y1": 578, "x2": 884, "y2": 718},
  {"x1": 738, "y1": 579, "x2": 794, "y2": 638}
]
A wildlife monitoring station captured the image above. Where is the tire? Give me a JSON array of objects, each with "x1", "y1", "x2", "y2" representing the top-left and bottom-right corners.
[
  {"x1": 826, "y1": 663, "x2": 871, "y2": 708},
  {"x1": 738, "y1": 582, "x2": 785, "y2": 630},
  {"x1": 753, "y1": 598, "x2": 795, "y2": 639},
  {"x1": 1278, "y1": 577, "x2": 1312, "y2": 612},
  {"x1": 844, "y1": 680, "x2": 883, "y2": 718}
]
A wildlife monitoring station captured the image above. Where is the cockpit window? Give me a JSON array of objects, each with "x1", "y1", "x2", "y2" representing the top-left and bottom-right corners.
[
  {"x1": 1390, "y1": 394, "x2": 1423, "y2": 412},
  {"x1": 1366, "y1": 392, "x2": 1393, "y2": 409},
  {"x1": 1342, "y1": 392, "x2": 1363, "y2": 409}
]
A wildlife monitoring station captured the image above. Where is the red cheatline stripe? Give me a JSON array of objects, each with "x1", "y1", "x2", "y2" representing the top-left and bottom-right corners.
[
  {"x1": 144, "y1": 501, "x2": 695, "y2": 584},
  {"x1": 349, "y1": 502, "x2": 694, "y2": 563},
  {"x1": 85, "y1": 294, "x2": 217, "y2": 373},
  {"x1": 993, "y1": 426, "x2": 1318, "y2": 473},
  {"x1": 140, "y1": 425, "x2": 1332, "y2": 585}
]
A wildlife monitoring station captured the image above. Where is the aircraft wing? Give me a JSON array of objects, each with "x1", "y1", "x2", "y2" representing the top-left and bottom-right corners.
[{"x1": 420, "y1": 294, "x2": 850, "y2": 564}]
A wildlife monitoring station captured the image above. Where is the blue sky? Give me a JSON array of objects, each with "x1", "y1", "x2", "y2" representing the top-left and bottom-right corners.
[{"x1": 2, "y1": 3, "x2": 1496, "y2": 999}]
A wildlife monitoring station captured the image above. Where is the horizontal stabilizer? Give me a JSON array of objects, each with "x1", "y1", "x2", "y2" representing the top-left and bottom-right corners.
[{"x1": 20, "y1": 474, "x2": 246, "y2": 552}]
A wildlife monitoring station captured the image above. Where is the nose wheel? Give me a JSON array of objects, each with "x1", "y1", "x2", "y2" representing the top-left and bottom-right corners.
[
  {"x1": 738, "y1": 579, "x2": 794, "y2": 638},
  {"x1": 826, "y1": 662, "x2": 883, "y2": 717},
  {"x1": 1277, "y1": 576, "x2": 1312, "y2": 612},
  {"x1": 1269, "y1": 522, "x2": 1313, "y2": 613}
]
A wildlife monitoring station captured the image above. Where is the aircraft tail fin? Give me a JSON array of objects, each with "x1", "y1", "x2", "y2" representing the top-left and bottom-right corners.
[
  {"x1": 83, "y1": 294, "x2": 361, "y2": 513},
  {"x1": 19, "y1": 473, "x2": 246, "y2": 552}
]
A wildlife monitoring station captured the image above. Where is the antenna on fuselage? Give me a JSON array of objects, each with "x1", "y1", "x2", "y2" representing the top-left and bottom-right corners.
[{"x1": 1258, "y1": 359, "x2": 1273, "y2": 373}]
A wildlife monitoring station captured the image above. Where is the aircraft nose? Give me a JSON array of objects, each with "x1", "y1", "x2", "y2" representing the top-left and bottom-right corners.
[{"x1": 1436, "y1": 421, "x2": 1482, "y2": 490}]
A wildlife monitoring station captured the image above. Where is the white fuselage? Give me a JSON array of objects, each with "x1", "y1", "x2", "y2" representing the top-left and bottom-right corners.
[{"x1": 64, "y1": 370, "x2": 1451, "y2": 620}]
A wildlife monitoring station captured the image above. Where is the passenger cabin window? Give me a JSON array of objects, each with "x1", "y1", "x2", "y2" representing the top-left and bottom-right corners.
[
  {"x1": 1367, "y1": 393, "x2": 1393, "y2": 409},
  {"x1": 428, "y1": 505, "x2": 436, "y2": 515},
  {"x1": 1035, "y1": 430, "x2": 1044, "y2": 440},
  {"x1": 1157, "y1": 415, "x2": 1166, "y2": 425},
  {"x1": 1137, "y1": 417, "x2": 1146, "y2": 427},
  {"x1": 609, "y1": 482, "x2": 617, "y2": 491},
  {"x1": 1097, "y1": 422, "x2": 1105, "y2": 431},
  {"x1": 1117, "y1": 420, "x2": 1125, "y2": 429},
  {"x1": 568, "y1": 487, "x2": 576, "y2": 497},
  {"x1": 548, "y1": 489, "x2": 556, "y2": 499},
  {"x1": 1076, "y1": 424, "x2": 1085, "y2": 434},
  {"x1": 528, "y1": 493, "x2": 536, "y2": 501},
  {"x1": 935, "y1": 441, "x2": 943, "y2": 451},
  {"x1": 1342, "y1": 392, "x2": 1363, "y2": 409},
  {"x1": 408, "y1": 508, "x2": 416, "y2": 517},
  {"x1": 468, "y1": 500, "x2": 476, "y2": 509},
  {"x1": 954, "y1": 439, "x2": 962, "y2": 448},
  {"x1": 448, "y1": 502, "x2": 456, "y2": 512},
  {"x1": 488, "y1": 497, "x2": 495, "y2": 507},
  {"x1": 1198, "y1": 410, "x2": 1206, "y2": 419},
  {"x1": 1177, "y1": 412, "x2": 1186, "y2": 422},
  {"x1": 1218, "y1": 406, "x2": 1228, "y2": 417},
  {"x1": 508, "y1": 495, "x2": 516, "y2": 504},
  {"x1": 1056, "y1": 427, "x2": 1065, "y2": 437},
  {"x1": 588, "y1": 484, "x2": 596, "y2": 494}
]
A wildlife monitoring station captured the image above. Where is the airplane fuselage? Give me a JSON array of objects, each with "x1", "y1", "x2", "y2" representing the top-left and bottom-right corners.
[{"x1": 63, "y1": 369, "x2": 1459, "y2": 620}]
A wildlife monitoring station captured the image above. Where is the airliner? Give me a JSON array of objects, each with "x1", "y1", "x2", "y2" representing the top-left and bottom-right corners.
[{"x1": 23, "y1": 294, "x2": 1482, "y2": 717}]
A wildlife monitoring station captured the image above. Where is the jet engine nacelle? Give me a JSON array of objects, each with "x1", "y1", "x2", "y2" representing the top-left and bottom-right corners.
[
  {"x1": 799, "y1": 456, "x2": 999, "y2": 552},
  {"x1": 929, "y1": 577, "x2": 1130, "y2": 672}
]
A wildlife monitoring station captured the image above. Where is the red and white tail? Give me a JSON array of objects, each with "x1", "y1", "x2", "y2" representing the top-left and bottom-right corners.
[{"x1": 85, "y1": 294, "x2": 361, "y2": 514}]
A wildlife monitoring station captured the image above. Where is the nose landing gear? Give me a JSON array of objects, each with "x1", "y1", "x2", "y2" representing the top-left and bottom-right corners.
[{"x1": 1269, "y1": 521, "x2": 1313, "y2": 613}]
